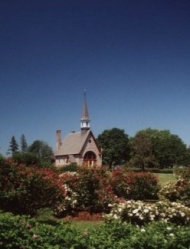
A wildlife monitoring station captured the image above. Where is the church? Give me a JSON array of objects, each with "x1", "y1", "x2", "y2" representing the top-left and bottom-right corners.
[{"x1": 54, "y1": 93, "x2": 102, "y2": 167}]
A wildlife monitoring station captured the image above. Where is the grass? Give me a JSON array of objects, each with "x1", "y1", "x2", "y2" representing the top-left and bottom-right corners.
[
  {"x1": 156, "y1": 173, "x2": 176, "y2": 187},
  {"x1": 69, "y1": 220, "x2": 103, "y2": 231}
]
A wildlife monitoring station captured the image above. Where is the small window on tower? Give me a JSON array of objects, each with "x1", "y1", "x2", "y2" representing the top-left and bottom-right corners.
[{"x1": 89, "y1": 139, "x2": 91, "y2": 143}]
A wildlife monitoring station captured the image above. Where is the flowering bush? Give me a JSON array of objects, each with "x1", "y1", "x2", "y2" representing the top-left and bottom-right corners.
[
  {"x1": 173, "y1": 166, "x2": 190, "y2": 180},
  {"x1": 0, "y1": 160, "x2": 65, "y2": 215},
  {"x1": 159, "y1": 179, "x2": 190, "y2": 207},
  {"x1": 110, "y1": 169, "x2": 160, "y2": 200},
  {"x1": 55, "y1": 167, "x2": 117, "y2": 216},
  {"x1": 55, "y1": 168, "x2": 161, "y2": 217},
  {"x1": 54, "y1": 181, "x2": 79, "y2": 217},
  {"x1": 105, "y1": 200, "x2": 190, "y2": 226}
]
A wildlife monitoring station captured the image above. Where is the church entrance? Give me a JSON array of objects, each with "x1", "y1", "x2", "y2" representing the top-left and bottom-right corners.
[{"x1": 83, "y1": 151, "x2": 97, "y2": 167}]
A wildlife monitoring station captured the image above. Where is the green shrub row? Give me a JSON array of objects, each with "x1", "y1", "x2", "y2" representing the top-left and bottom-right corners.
[
  {"x1": 125, "y1": 167, "x2": 173, "y2": 174},
  {"x1": 0, "y1": 212, "x2": 190, "y2": 249}
]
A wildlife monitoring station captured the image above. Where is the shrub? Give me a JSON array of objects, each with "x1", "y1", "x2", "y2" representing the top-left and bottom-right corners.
[
  {"x1": 99, "y1": 220, "x2": 190, "y2": 249},
  {"x1": 0, "y1": 160, "x2": 65, "y2": 215},
  {"x1": 173, "y1": 166, "x2": 190, "y2": 180},
  {"x1": 55, "y1": 167, "x2": 117, "y2": 216},
  {"x1": 110, "y1": 169, "x2": 160, "y2": 200},
  {"x1": 1, "y1": 212, "x2": 190, "y2": 249},
  {"x1": 159, "y1": 179, "x2": 190, "y2": 207},
  {"x1": 105, "y1": 200, "x2": 190, "y2": 226},
  {"x1": 0, "y1": 212, "x2": 82, "y2": 249},
  {"x1": 13, "y1": 152, "x2": 39, "y2": 166},
  {"x1": 56, "y1": 163, "x2": 78, "y2": 173}
]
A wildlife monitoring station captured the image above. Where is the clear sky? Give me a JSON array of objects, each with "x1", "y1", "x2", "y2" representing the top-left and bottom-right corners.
[{"x1": 0, "y1": 0, "x2": 190, "y2": 155}]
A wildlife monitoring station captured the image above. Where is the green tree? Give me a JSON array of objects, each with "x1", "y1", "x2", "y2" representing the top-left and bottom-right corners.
[
  {"x1": 28, "y1": 140, "x2": 54, "y2": 165},
  {"x1": 20, "y1": 134, "x2": 28, "y2": 152},
  {"x1": 135, "y1": 128, "x2": 187, "y2": 168},
  {"x1": 183, "y1": 146, "x2": 190, "y2": 166},
  {"x1": 7, "y1": 136, "x2": 19, "y2": 156},
  {"x1": 97, "y1": 128, "x2": 130, "y2": 167},
  {"x1": 129, "y1": 132, "x2": 158, "y2": 170},
  {"x1": 13, "y1": 151, "x2": 39, "y2": 166}
]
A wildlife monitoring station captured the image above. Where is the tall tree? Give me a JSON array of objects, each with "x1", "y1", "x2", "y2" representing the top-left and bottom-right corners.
[
  {"x1": 20, "y1": 134, "x2": 28, "y2": 152},
  {"x1": 97, "y1": 128, "x2": 130, "y2": 167},
  {"x1": 7, "y1": 136, "x2": 19, "y2": 156}
]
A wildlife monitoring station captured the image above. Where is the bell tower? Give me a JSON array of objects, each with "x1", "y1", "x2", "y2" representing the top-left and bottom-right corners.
[{"x1": 80, "y1": 91, "x2": 90, "y2": 131}]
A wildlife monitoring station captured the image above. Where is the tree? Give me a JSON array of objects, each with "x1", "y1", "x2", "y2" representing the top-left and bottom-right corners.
[
  {"x1": 13, "y1": 151, "x2": 39, "y2": 166},
  {"x1": 183, "y1": 146, "x2": 190, "y2": 166},
  {"x1": 129, "y1": 132, "x2": 158, "y2": 170},
  {"x1": 134, "y1": 128, "x2": 187, "y2": 168},
  {"x1": 97, "y1": 128, "x2": 130, "y2": 167},
  {"x1": 28, "y1": 140, "x2": 54, "y2": 164},
  {"x1": 7, "y1": 136, "x2": 19, "y2": 156},
  {"x1": 20, "y1": 134, "x2": 28, "y2": 152}
]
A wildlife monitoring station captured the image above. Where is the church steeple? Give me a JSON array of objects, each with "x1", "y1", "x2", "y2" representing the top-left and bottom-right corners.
[{"x1": 80, "y1": 91, "x2": 90, "y2": 130}]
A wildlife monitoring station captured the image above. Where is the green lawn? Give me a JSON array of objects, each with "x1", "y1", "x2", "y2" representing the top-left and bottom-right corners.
[
  {"x1": 69, "y1": 220, "x2": 103, "y2": 231},
  {"x1": 155, "y1": 173, "x2": 176, "y2": 187}
]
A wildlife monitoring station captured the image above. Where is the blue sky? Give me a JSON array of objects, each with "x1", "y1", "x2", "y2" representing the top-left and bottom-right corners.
[{"x1": 0, "y1": 0, "x2": 190, "y2": 155}]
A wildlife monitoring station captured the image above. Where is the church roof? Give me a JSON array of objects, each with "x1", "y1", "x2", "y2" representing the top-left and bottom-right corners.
[{"x1": 55, "y1": 130, "x2": 91, "y2": 156}]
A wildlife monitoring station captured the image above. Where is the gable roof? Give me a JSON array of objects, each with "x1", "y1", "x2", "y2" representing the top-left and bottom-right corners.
[{"x1": 55, "y1": 130, "x2": 91, "y2": 156}]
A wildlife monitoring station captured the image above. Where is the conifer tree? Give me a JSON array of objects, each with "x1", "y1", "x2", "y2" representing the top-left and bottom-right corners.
[
  {"x1": 7, "y1": 136, "x2": 19, "y2": 156},
  {"x1": 20, "y1": 134, "x2": 28, "y2": 152}
]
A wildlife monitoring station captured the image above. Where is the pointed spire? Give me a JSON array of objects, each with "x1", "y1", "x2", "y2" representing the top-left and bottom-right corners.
[
  {"x1": 81, "y1": 91, "x2": 89, "y2": 120},
  {"x1": 80, "y1": 91, "x2": 90, "y2": 130}
]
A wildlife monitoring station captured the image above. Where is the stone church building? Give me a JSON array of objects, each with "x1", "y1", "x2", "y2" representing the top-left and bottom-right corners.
[{"x1": 54, "y1": 94, "x2": 102, "y2": 167}]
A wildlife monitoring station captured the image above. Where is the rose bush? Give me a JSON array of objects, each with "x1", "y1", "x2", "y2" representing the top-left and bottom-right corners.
[
  {"x1": 105, "y1": 200, "x2": 190, "y2": 226},
  {"x1": 110, "y1": 169, "x2": 160, "y2": 200},
  {"x1": 159, "y1": 179, "x2": 190, "y2": 207},
  {"x1": 55, "y1": 167, "x2": 117, "y2": 216},
  {"x1": 0, "y1": 159, "x2": 65, "y2": 215}
]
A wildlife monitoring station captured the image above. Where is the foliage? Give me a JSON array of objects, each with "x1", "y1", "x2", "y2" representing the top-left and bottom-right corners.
[
  {"x1": 135, "y1": 128, "x2": 187, "y2": 168},
  {"x1": 159, "y1": 179, "x2": 190, "y2": 207},
  {"x1": 0, "y1": 159, "x2": 65, "y2": 215},
  {"x1": 28, "y1": 140, "x2": 54, "y2": 165},
  {"x1": 55, "y1": 167, "x2": 117, "y2": 216},
  {"x1": 97, "y1": 128, "x2": 130, "y2": 167},
  {"x1": 0, "y1": 212, "x2": 190, "y2": 249},
  {"x1": 129, "y1": 133, "x2": 158, "y2": 170},
  {"x1": 173, "y1": 165, "x2": 190, "y2": 180},
  {"x1": 0, "y1": 154, "x2": 5, "y2": 163},
  {"x1": 105, "y1": 200, "x2": 190, "y2": 226},
  {"x1": 56, "y1": 163, "x2": 78, "y2": 173},
  {"x1": 7, "y1": 136, "x2": 19, "y2": 156},
  {"x1": 20, "y1": 134, "x2": 28, "y2": 152},
  {"x1": 110, "y1": 169, "x2": 160, "y2": 200},
  {"x1": 0, "y1": 212, "x2": 82, "y2": 249},
  {"x1": 13, "y1": 151, "x2": 40, "y2": 166},
  {"x1": 55, "y1": 168, "x2": 161, "y2": 217}
]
